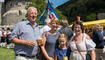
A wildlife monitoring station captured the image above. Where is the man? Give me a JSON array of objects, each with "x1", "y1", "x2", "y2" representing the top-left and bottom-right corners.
[
  {"x1": 95, "y1": 26, "x2": 105, "y2": 60},
  {"x1": 6, "y1": 27, "x2": 11, "y2": 49},
  {"x1": 91, "y1": 24, "x2": 101, "y2": 48},
  {"x1": 91, "y1": 24, "x2": 105, "y2": 60},
  {"x1": 40, "y1": 19, "x2": 51, "y2": 34},
  {"x1": 58, "y1": 20, "x2": 73, "y2": 40},
  {"x1": 1, "y1": 28, "x2": 6, "y2": 47},
  {"x1": 10, "y1": 7, "x2": 41, "y2": 60}
]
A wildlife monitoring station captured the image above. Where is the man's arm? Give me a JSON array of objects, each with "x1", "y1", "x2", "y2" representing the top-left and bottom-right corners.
[{"x1": 11, "y1": 38, "x2": 36, "y2": 47}]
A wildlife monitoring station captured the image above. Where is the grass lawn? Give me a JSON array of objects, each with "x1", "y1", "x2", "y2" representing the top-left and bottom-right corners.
[{"x1": 0, "y1": 47, "x2": 15, "y2": 60}]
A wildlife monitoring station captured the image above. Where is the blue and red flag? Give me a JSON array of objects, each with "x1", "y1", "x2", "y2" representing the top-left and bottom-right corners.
[{"x1": 38, "y1": 0, "x2": 60, "y2": 25}]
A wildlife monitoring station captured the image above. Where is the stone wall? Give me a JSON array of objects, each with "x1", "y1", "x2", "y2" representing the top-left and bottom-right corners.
[
  {"x1": 2, "y1": 1, "x2": 29, "y2": 25},
  {"x1": 2, "y1": 8, "x2": 27, "y2": 25}
]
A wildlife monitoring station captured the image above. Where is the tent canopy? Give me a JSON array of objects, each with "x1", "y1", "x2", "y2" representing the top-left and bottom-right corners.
[{"x1": 69, "y1": 19, "x2": 105, "y2": 28}]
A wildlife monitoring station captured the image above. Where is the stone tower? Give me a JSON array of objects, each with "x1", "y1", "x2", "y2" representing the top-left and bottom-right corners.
[
  {"x1": 0, "y1": 0, "x2": 4, "y2": 25},
  {"x1": 0, "y1": 3, "x2": 2, "y2": 25},
  {"x1": 2, "y1": 0, "x2": 31, "y2": 25}
]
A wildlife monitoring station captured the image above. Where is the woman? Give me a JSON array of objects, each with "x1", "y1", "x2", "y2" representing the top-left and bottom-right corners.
[
  {"x1": 40, "y1": 18, "x2": 60, "y2": 60},
  {"x1": 69, "y1": 21, "x2": 96, "y2": 60}
]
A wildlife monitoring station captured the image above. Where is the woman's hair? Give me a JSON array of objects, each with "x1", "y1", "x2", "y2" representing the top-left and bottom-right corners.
[
  {"x1": 50, "y1": 18, "x2": 60, "y2": 25},
  {"x1": 58, "y1": 34, "x2": 67, "y2": 41},
  {"x1": 7, "y1": 27, "x2": 10, "y2": 30},
  {"x1": 72, "y1": 21, "x2": 84, "y2": 33},
  {"x1": 55, "y1": 34, "x2": 67, "y2": 48}
]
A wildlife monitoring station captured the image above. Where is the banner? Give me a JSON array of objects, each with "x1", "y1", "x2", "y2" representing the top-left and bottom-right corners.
[{"x1": 38, "y1": 0, "x2": 60, "y2": 25}]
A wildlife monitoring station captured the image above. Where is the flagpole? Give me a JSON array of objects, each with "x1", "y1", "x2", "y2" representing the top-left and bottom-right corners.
[
  {"x1": 46, "y1": 0, "x2": 49, "y2": 10},
  {"x1": 48, "y1": 0, "x2": 49, "y2": 3}
]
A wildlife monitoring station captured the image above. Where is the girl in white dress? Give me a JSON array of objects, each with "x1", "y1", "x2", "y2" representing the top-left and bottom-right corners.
[{"x1": 69, "y1": 21, "x2": 96, "y2": 60}]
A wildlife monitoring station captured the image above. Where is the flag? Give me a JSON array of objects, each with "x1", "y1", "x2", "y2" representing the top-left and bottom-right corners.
[
  {"x1": 38, "y1": 0, "x2": 60, "y2": 25},
  {"x1": 50, "y1": 0, "x2": 69, "y2": 8}
]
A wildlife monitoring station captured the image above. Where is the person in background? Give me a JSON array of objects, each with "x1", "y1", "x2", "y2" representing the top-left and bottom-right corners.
[
  {"x1": 69, "y1": 21, "x2": 96, "y2": 60},
  {"x1": 9, "y1": 7, "x2": 41, "y2": 60},
  {"x1": 55, "y1": 34, "x2": 71, "y2": 60},
  {"x1": 40, "y1": 19, "x2": 51, "y2": 34},
  {"x1": 1, "y1": 28, "x2": 6, "y2": 47},
  {"x1": 91, "y1": 24, "x2": 100, "y2": 48},
  {"x1": 40, "y1": 18, "x2": 60, "y2": 60},
  {"x1": 0, "y1": 28, "x2": 2, "y2": 47},
  {"x1": 95, "y1": 26, "x2": 105, "y2": 60},
  {"x1": 6, "y1": 27, "x2": 11, "y2": 49},
  {"x1": 58, "y1": 20, "x2": 73, "y2": 40}
]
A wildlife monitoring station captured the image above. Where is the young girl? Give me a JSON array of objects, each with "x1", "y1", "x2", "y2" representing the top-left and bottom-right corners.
[{"x1": 55, "y1": 34, "x2": 71, "y2": 60}]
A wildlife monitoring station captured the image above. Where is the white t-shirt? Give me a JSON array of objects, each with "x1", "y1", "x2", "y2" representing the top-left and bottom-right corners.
[
  {"x1": 0, "y1": 31, "x2": 2, "y2": 36},
  {"x1": 40, "y1": 25, "x2": 51, "y2": 34}
]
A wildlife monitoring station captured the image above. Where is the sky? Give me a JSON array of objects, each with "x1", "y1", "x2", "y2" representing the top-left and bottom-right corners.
[
  {"x1": 49, "y1": 0, "x2": 69, "y2": 8},
  {"x1": 0, "y1": 0, "x2": 4, "y2": 2}
]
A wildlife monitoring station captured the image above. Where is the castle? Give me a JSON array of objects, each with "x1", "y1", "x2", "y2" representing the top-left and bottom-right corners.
[{"x1": 0, "y1": 0, "x2": 31, "y2": 27}]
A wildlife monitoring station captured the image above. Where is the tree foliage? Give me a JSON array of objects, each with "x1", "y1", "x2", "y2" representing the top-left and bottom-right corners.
[{"x1": 57, "y1": 0, "x2": 105, "y2": 23}]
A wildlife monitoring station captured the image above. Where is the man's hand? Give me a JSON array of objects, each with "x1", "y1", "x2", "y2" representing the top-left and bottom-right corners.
[
  {"x1": 25, "y1": 41, "x2": 36, "y2": 47},
  {"x1": 11, "y1": 38, "x2": 36, "y2": 47},
  {"x1": 103, "y1": 36, "x2": 105, "y2": 40}
]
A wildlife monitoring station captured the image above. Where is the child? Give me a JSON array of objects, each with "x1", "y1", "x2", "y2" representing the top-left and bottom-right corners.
[{"x1": 55, "y1": 34, "x2": 71, "y2": 60}]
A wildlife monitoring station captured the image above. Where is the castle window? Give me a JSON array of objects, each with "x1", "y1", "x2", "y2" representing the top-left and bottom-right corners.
[
  {"x1": 9, "y1": 2, "x2": 12, "y2": 7},
  {"x1": 14, "y1": 1, "x2": 18, "y2": 6},
  {"x1": 22, "y1": 1, "x2": 26, "y2": 5},
  {"x1": 18, "y1": 2, "x2": 22, "y2": 6},
  {"x1": 19, "y1": 10, "x2": 22, "y2": 15}
]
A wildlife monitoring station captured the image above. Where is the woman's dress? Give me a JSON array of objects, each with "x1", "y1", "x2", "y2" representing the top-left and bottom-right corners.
[{"x1": 69, "y1": 33, "x2": 96, "y2": 60}]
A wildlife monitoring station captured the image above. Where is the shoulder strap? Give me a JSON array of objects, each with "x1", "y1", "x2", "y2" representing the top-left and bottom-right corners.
[
  {"x1": 75, "y1": 42, "x2": 85, "y2": 60},
  {"x1": 70, "y1": 34, "x2": 75, "y2": 41},
  {"x1": 46, "y1": 32, "x2": 49, "y2": 40}
]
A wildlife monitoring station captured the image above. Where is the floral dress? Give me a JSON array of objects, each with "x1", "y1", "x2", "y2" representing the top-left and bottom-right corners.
[{"x1": 69, "y1": 33, "x2": 96, "y2": 60}]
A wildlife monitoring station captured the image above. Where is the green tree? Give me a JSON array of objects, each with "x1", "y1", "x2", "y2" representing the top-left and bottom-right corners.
[
  {"x1": 58, "y1": 0, "x2": 105, "y2": 23},
  {"x1": 26, "y1": 0, "x2": 47, "y2": 17}
]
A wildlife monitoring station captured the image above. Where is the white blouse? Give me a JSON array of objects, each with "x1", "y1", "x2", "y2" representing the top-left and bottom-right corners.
[
  {"x1": 85, "y1": 39, "x2": 96, "y2": 50},
  {"x1": 68, "y1": 33, "x2": 96, "y2": 60},
  {"x1": 69, "y1": 33, "x2": 96, "y2": 51}
]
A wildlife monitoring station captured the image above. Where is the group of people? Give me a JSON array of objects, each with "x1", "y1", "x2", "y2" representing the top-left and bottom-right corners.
[
  {"x1": 9, "y1": 6, "x2": 97, "y2": 60},
  {"x1": 91, "y1": 24, "x2": 105, "y2": 60},
  {"x1": 0, "y1": 27, "x2": 13, "y2": 49}
]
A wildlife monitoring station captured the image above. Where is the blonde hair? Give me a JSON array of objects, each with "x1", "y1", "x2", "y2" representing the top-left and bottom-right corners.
[
  {"x1": 50, "y1": 18, "x2": 60, "y2": 25},
  {"x1": 58, "y1": 34, "x2": 67, "y2": 41}
]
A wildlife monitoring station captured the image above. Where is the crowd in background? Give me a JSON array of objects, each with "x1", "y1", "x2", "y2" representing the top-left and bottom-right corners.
[
  {"x1": 0, "y1": 20, "x2": 105, "y2": 60},
  {"x1": 0, "y1": 27, "x2": 14, "y2": 49}
]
